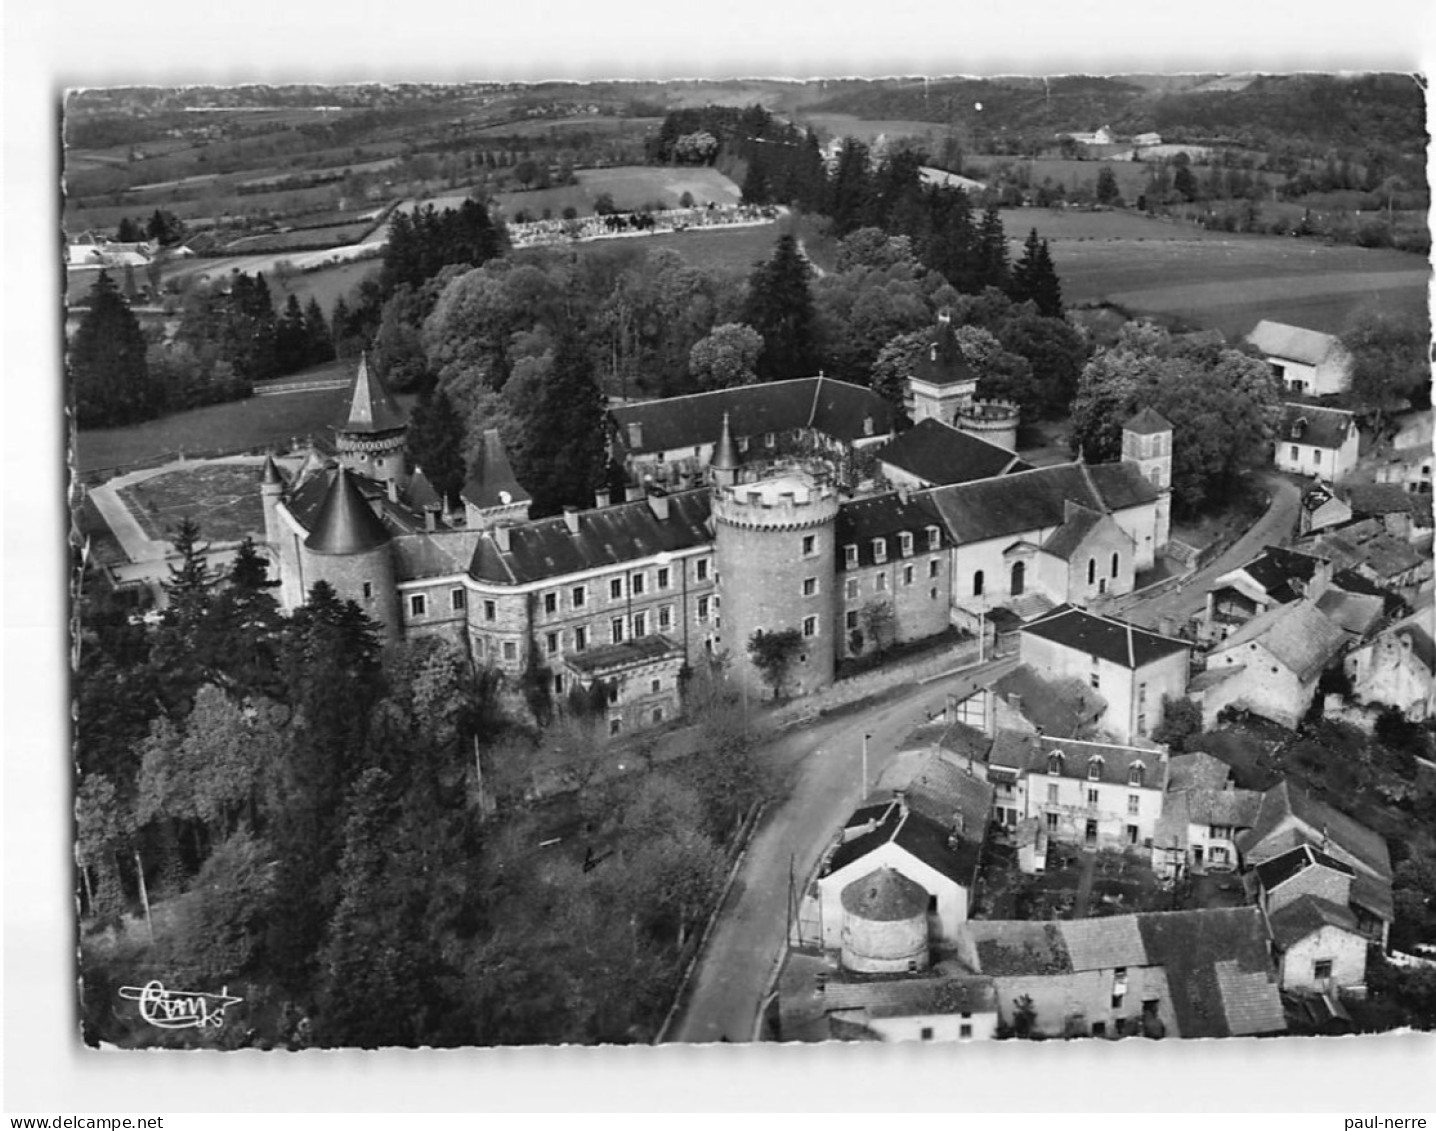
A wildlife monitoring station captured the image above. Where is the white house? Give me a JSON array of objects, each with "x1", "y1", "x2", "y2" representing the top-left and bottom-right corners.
[
  {"x1": 1246, "y1": 321, "x2": 1354, "y2": 396},
  {"x1": 1274, "y1": 403, "x2": 1360, "y2": 482},
  {"x1": 821, "y1": 976, "x2": 999, "y2": 1042},
  {"x1": 1344, "y1": 610, "x2": 1436, "y2": 720},
  {"x1": 1151, "y1": 752, "x2": 1263, "y2": 878}
]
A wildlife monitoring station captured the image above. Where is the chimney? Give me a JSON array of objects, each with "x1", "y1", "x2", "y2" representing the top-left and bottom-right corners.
[
  {"x1": 625, "y1": 483, "x2": 644, "y2": 503},
  {"x1": 1158, "y1": 615, "x2": 1175, "y2": 637},
  {"x1": 595, "y1": 487, "x2": 611, "y2": 508},
  {"x1": 647, "y1": 491, "x2": 670, "y2": 521},
  {"x1": 494, "y1": 525, "x2": 511, "y2": 553},
  {"x1": 562, "y1": 507, "x2": 580, "y2": 535},
  {"x1": 626, "y1": 421, "x2": 643, "y2": 449},
  {"x1": 386, "y1": 478, "x2": 399, "y2": 503},
  {"x1": 424, "y1": 505, "x2": 439, "y2": 533}
]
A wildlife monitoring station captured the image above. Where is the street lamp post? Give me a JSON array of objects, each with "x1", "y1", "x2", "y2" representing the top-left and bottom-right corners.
[{"x1": 861, "y1": 732, "x2": 872, "y2": 798}]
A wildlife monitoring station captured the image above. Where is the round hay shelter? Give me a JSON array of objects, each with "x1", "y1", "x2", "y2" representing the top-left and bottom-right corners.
[{"x1": 840, "y1": 867, "x2": 931, "y2": 974}]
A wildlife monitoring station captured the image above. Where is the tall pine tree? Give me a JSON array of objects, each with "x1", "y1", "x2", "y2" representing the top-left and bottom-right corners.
[
  {"x1": 70, "y1": 271, "x2": 157, "y2": 427},
  {"x1": 741, "y1": 235, "x2": 819, "y2": 382},
  {"x1": 407, "y1": 387, "x2": 468, "y2": 509},
  {"x1": 1010, "y1": 229, "x2": 1064, "y2": 319}
]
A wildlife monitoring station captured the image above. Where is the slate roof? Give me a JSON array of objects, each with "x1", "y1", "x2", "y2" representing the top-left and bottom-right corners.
[
  {"x1": 1389, "y1": 616, "x2": 1436, "y2": 672},
  {"x1": 1039, "y1": 504, "x2": 1111, "y2": 562},
  {"x1": 912, "y1": 320, "x2": 979, "y2": 388},
  {"x1": 1298, "y1": 521, "x2": 1427, "y2": 580},
  {"x1": 1216, "y1": 599, "x2": 1347, "y2": 682},
  {"x1": 1237, "y1": 780, "x2": 1392, "y2": 883},
  {"x1": 609, "y1": 376, "x2": 895, "y2": 457},
  {"x1": 967, "y1": 920, "x2": 1073, "y2": 976},
  {"x1": 1060, "y1": 915, "x2": 1148, "y2": 971},
  {"x1": 405, "y1": 467, "x2": 443, "y2": 510},
  {"x1": 563, "y1": 634, "x2": 684, "y2": 677},
  {"x1": 990, "y1": 731, "x2": 1167, "y2": 791},
  {"x1": 1267, "y1": 895, "x2": 1360, "y2": 949},
  {"x1": 392, "y1": 531, "x2": 480, "y2": 582},
  {"x1": 1315, "y1": 588, "x2": 1385, "y2": 638},
  {"x1": 303, "y1": 467, "x2": 393, "y2": 554},
  {"x1": 1136, "y1": 907, "x2": 1284, "y2": 1038},
  {"x1": 461, "y1": 428, "x2": 531, "y2": 510},
  {"x1": 337, "y1": 353, "x2": 407, "y2": 435},
  {"x1": 835, "y1": 491, "x2": 945, "y2": 570},
  {"x1": 1247, "y1": 321, "x2": 1345, "y2": 367},
  {"x1": 1343, "y1": 482, "x2": 1421, "y2": 517},
  {"x1": 825, "y1": 803, "x2": 983, "y2": 889},
  {"x1": 1255, "y1": 843, "x2": 1356, "y2": 894},
  {"x1": 1125, "y1": 407, "x2": 1173, "y2": 435},
  {"x1": 823, "y1": 976, "x2": 998, "y2": 1019},
  {"x1": 466, "y1": 489, "x2": 712, "y2": 585},
  {"x1": 839, "y1": 867, "x2": 929, "y2": 921},
  {"x1": 1187, "y1": 787, "x2": 1264, "y2": 829},
  {"x1": 990, "y1": 664, "x2": 1106, "y2": 739},
  {"x1": 1167, "y1": 752, "x2": 1234, "y2": 794},
  {"x1": 1280, "y1": 403, "x2": 1356, "y2": 450},
  {"x1": 873, "y1": 418, "x2": 1023, "y2": 487},
  {"x1": 1021, "y1": 605, "x2": 1190, "y2": 670},
  {"x1": 1235, "y1": 545, "x2": 1325, "y2": 604},
  {"x1": 897, "y1": 750, "x2": 995, "y2": 837},
  {"x1": 926, "y1": 461, "x2": 1158, "y2": 545}
]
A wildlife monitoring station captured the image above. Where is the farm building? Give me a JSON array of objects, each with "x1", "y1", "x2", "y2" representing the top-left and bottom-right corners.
[{"x1": 1246, "y1": 321, "x2": 1354, "y2": 397}]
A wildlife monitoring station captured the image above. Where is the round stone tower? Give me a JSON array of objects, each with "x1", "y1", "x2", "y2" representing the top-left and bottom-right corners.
[
  {"x1": 840, "y1": 866, "x2": 931, "y2": 974},
  {"x1": 300, "y1": 466, "x2": 400, "y2": 639},
  {"x1": 713, "y1": 466, "x2": 839, "y2": 700},
  {"x1": 955, "y1": 399, "x2": 1021, "y2": 453}
]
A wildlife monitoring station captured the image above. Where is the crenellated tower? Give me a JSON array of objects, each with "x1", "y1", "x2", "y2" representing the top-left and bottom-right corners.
[{"x1": 334, "y1": 352, "x2": 409, "y2": 489}]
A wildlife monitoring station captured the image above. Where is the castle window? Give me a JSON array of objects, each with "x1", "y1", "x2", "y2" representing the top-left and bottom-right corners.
[
  {"x1": 872, "y1": 539, "x2": 887, "y2": 564},
  {"x1": 846, "y1": 610, "x2": 858, "y2": 630},
  {"x1": 1290, "y1": 445, "x2": 1300, "y2": 461},
  {"x1": 900, "y1": 532, "x2": 913, "y2": 557},
  {"x1": 927, "y1": 526, "x2": 941, "y2": 552},
  {"x1": 844, "y1": 545, "x2": 858, "y2": 568},
  {"x1": 1088, "y1": 757, "x2": 1103, "y2": 780},
  {"x1": 1088, "y1": 788, "x2": 1100, "y2": 806},
  {"x1": 610, "y1": 718, "x2": 622, "y2": 736},
  {"x1": 1088, "y1": 558, "x2": 1097, "y2": 585},
  {"x1": 362, "y1": 582, "x2": 373, "y2": 599},
  {"x1": 697, "y1": 596, "x2": 711, "y2": 621},
  {"x1": 544, "y1": 592, "x2": 558, "y2": 615},
  {"x1": 657, "y1": 567, "x2": 671, "y2": 590},
  {"x1": 1111, "y1": 552, "x2": 1120, "y2": 578},
  {"x1": 803, "y1": 577, "x2": 818, "y2": 597},
  {"x1": 846, "y1": 578, "x2": 859, "y2": 600},
  {"x1": 502, "y1": 641, "x2": 517, "y2": 661},
  {"x1": 611, "y1": 618, "x2": 624, "y2": 644},
  {"x1": 929, "y1": 559, "x2": 940, "y2": 578},
  {"x1": 652, "y1": 707, "x2": 664, "y2": 724},
  {"x1": 764, "y1": 432, "x2": 776, "y2": 448},
  {"x1": 410, "y1": 594, "x2": 427, "y2": 618},
  {"x1": 696, "y1": 559, "x2": 710, "y2": 582},
  {"x1": 973, "y1": 570, "x2": 985, "y2": 597},
  {"x1": 552, "y1": 672, "x2": 564, "y2": 695},
  {"x1": 658, "y1": 605, "x2": 673, "y2": 630},
  {"x1": 632, "y1": 612, "x2": 647, "y2": 637},
  {"x1": 376, "y1": 458, "x2": 384, "y2": 468},
  {"x1": 1314, "y1": 960, "x2": 1333, "y2": 981},
  {"x1": 572, "y1": 586, "x2": 587, "y2": 609},
  {"x1": 610, "y1": 578, "x2": 624, "y2": 600},
  {"x1": 802, "y1": 534, "x2": 816, "y2": 557},
  {"x1": 802, "y1": 616, "x2": 818, "y2": 638},
  {"x1": 452, "y1": 588, "x2": 466, "y2": 611},
  {"x1": 631, "y1": 572, "x2": 645, "y2": 596},
  {"x1": 651, "y1": 678, "x2": 662, "y2": 694},
  {"x1": 484, "y1": 599, "x2": 497, "y2": 622},
  {"x1": 903, "y1": 565, "x2": 915, "y2": 586},
  {"x1": 546, "y1": 632, "x2": 559, "y2": 656},
  {"x1": 875, "y1": 573, "x2": 887, "y2": 592},
  {"x1": 574, "y1": 626, "x2": 588, "y2": 651}
]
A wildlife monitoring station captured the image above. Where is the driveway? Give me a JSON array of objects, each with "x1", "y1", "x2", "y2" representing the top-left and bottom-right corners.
[{"x1": 668, "y1": 654, "x2": 1015, "y2": 1044}]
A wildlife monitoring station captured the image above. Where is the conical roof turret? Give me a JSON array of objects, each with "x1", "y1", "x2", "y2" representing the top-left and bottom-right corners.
[
  {"x1": 261, "y1": 454, "x2": 285, "y2": 488},
  {"x1": 711, "y1": 411, "x2": 740, "y2": 471},
  {"x1": 338, "y1": 352, "x2": 407, "y2": 435},
  {"x1": 304, "y1": 467, "x2": 393, "y2": 554}
]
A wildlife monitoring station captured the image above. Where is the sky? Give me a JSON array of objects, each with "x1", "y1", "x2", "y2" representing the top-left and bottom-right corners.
[{"x1": 5, "y1": 0, "x2": 1435, "y2": 1113}]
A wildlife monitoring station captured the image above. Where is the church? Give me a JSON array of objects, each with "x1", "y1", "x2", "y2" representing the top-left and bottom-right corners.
[{"x1": 261, "y1": 326, "x2": 1173, "y2": 731}]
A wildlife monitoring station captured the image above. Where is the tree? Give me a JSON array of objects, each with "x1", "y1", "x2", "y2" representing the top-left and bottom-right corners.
[
  {"x1": 407, "y1": 387, "x2": 468, "y2": 508},
  {"x1": 1009, "y1": 229, "x2": 1063, "y2": 318},
  {"x1": 1341, "y1": 308, "x2": 1432, "y2": 432},
  {"x1": 171, "y1": 827, "x2": 277, "y2": 981},
  {"x1": 688, "y1": 322, "x2": 763, "y2": 390},
  {"x1": 70, "y1": 271, "x2": 157, "y2": 427},
  {"x1": 859, "y1": 599, "x2": 896, "y2": 654},
  {"x1": 748, "y1": 628, "x2": 804, "y2": 700},
  {"x1": 116, "y1": 216, "x2": 144, "y2": 242},
  {"x1": 1096, "y1": 165, "x2": 1121, "y2": 206},
  {"x1": 303, "y1": 296, "x2": 335, "y2": 366},
  {"x1": 742, "y1": 235, "x2": 819, "y2": 382},
  {"x1": 503, "y1": 329, "x2": 608, "y2": 517},
  {"x1": 1151, "y1": 695, "x2": 1203, "y2": 753},
  {"x1": 870, "y1": 328, "x2": 928, "y2": 414},
  {"x1": 275, "y1": 293, "x2": 310, "y2": 376}
]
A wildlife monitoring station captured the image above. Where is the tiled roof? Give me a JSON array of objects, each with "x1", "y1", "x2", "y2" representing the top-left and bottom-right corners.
[
  {"x1": 990, "y1": 664, "x2": 1106, "y2": 740},
  {"x1": 1237, "y1": 780, "x2": 1392, "y2": 882},
  {"x1": 1351, "y1": 870, "x2": 1396, "y2": 924},
  {"x1": 1237, "y1": 546, "x2": 1325, "y2": 605},
  {"x1": 826, "y1": 801, "x2": 983, "y2": 889},
  {"x1": 1021, "y1": 605, "x2": 1190, "y2": 670},
  {"x1": 609, "y1": 376, "x2": 895, "y2": 457},
  {"x1": 1267, "y1": 895, "x2": 1360, "y2": 949},
  {"x1": 897, "y1": 750, "x2": 995, "y2": 837},
  {"x1": 1247, "y1": 321, "x2": 1345, "y2": 367},
  {"x1": 1039, "y1": 504, "x2": 1111, "y2": 562},
  {"x1": 404, "y1": 467, "x2": 443, "y2": 510},
  {"x1": 873, "y1": 418, "x2": 1021, "y2": 487},
  {"x1": 839, "y1": 867, "x2": 929, "y2": 920},
  {"x1": 1315, "y1": 588, "x2": 1385, "y2": 638},
  {"x1": 1187, "y1": 787, "x2": 1263, "y2": 829},
  {"x1": 1255, "y1": 843, "x2": 1355, "y2": 894},
  {"x1": 1216, "y1": 599, "x2": 1347, "y2": 683},
  {"x1": 1390, "y1": 617, "x2": 1436, "y2": 673},
  {"x1": 926, "y1": 461, "x2": 1157, "y2": 545},
  {"x1": 1342, "y1": 482, "x2": 1421, "y2": 517},
  {"x1": 1297, "y1": 520, "x2": 1427, "y2": 581},
  {"x1": 466, "y1": 489, "x2": 712, "y2": 585},
  {"x1": 967, "y1": 921, "x2": 1073, "y2": 976},
  {"x1": 1280, "y1": 403, "x2": 1356, "y2": 450},
  {"x1": 1125, "y1": 407, "x2": 1172, "y2": 435},
  {"x1": 1060, "y1": 916, "x2": 1148, "y2": 971},
  {"x1": 912, "y1": 321, "x2": 980, "y2": 388},
  {"x1": 990, "y1": 731, "x2": 1167, "y2": 791},
  {"x1": 1136, "y1": 907, "x2": 1283, "y2": 1038},
  {"x1": 836, "y1": 491, "x2": 945, "y2": 570},
  {"x1": 1167, "y1": 752, "x2": 1234, "y2": 794},
  {"x1": 461, "y1": 428, "x2": 531, "y2": 510},
  {"x1": 563, "y1": 634, "x2": 684, "y2": 677},
  {"x1": 823, "y1": 976, "x2": 997, "y2": 1019}
]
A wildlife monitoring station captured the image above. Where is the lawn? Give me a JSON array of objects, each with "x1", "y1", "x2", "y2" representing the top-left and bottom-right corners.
[
  {"x1": 492, "y1": 165, "x2": 742, "y2": 221},
  {"x1": 117, "y1": 463, "x2": 266, "y2": 544},
  {"x1": 270, "y1": 259, "x2": 380, "y2": 317},
  {"x1": 76, "y1": 378, "x2": 418, "y2": 477},
  {"x1": 528, "y1": 219, "x2": 787, "y2": 276}
]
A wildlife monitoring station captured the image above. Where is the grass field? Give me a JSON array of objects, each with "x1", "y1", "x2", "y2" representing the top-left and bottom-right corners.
[
  {"x1": 801, "y1": 113, "x2": 951, "y2": 144},
  {"x1": 117, "y1": 464, "x2": 266, "y2": 543},
  {"x1": 270, "y1": 259, "x2": 380, "y2": 317},
  {"x1": 524, "y1": 218, "x2": 789, "y2": 276},
  {"x1": 493, "y1": 165, "x2": 741, "y2": 220}
]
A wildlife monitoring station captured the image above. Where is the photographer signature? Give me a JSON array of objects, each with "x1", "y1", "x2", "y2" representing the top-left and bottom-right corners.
[{"x1": 118, "y1": 980, "x2": 243, "y2": 1029}]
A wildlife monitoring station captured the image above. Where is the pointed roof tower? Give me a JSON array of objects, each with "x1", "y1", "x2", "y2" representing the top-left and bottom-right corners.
[
  {"x1": 261, "y1": 453, "x2": 286, "y2": 488},
  {"x1": 712, "y1": 411, "x2": 740, "y2": 472},
  {"x1": 304, "y1": 467, "x2": 393, "y2": 554},
  {"x1": 338, "y1": 352, "x2": 408, "y2": 435}
]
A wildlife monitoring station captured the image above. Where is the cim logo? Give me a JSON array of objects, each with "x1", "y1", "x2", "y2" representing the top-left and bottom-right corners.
[{"x1": 118, "y1": 980, "x2": 243, "y2": 1030}]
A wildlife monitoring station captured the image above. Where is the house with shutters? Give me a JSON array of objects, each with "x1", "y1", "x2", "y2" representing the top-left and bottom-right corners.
[
  {"x1": 1273, "y1": 403, "x2": 1360, "y2": 481},
  {"x1": 1151, "y1": 751, "x2": 1263, "y2": 879},
  {"x1": 1245, "y1": 320, "x2": 1354, "y2": 396},
  {"x1": 1249, "y1": 844, "x2": 1371, "y2": 993}
]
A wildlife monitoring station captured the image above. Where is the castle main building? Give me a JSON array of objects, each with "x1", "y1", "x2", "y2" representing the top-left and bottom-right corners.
[{"x1": 262, "y1": 334, "x2": 1172, "y2": 728}]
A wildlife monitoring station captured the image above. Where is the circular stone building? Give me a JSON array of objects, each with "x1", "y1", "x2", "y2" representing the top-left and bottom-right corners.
[
  {"x1": 840, "y1": 867, "x2": 931, "y2": 974},
  {"x1": 713, "y1": 467, "x2": 839, "y2": 700},
  {"x1": 954, "y1": 399, "x2": 1020, "y2": 453}
]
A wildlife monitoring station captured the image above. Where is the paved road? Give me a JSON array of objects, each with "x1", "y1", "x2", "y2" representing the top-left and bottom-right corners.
[{"x1": 669, "y1": 654, "x2": 1016, "y2": 1044}]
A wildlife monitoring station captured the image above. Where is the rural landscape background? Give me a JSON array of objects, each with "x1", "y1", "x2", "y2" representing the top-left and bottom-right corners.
[{"x1": 12, "y1": 0, "x2": 1436, "y2": 1110}]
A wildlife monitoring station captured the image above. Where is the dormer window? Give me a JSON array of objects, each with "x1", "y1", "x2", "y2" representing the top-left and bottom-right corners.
[
  {"x1": 1088, "y1": 757, "x2": 1104, "y2": 781},
  {"x1": 927, "y1": 526, "x2": 941, "y2": 552},
  {"x1": 872, "y1": 538, "x2": 887, "y2": 564},
  {"x1": 1128, "y1": 763, "x2": 1145, "y2": 788},
  {"x1": 1047, "y1": 751, "x2": 1064, "y2": 775},
  {"x1": 900, "y1": 532, "x2": 914, "y2": 557}
]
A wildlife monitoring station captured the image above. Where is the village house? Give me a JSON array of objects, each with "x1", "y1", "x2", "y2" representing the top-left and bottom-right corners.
[
  {"x1": 1298, "y1": 480, "x2": 1354, "y2": 536},
  {"x1": 1236, "y1": 780, "x2": 1394, "y2": 949},
  {"x1": 957, "y1": 907, "x2": 1286, "y2": 1039},
  {"x1": 987, "y1": 731, "x2": 1168, "y2": 850},
  {"x1": 1151, "y1": 751, "x2": 1263, "y2": 879},
  {"x1": 1245, "y1": 320, "x2": 1354, "y2": 397},
  {"x1": 950, "y1": 662, "x2": 1108, "y2": 742},
  {"x1": 1017, "y1": 605, "x2": 1191, "y2": 744},
  {"x1": 1193, "y1": 598, "x2": 1348, "y2": 729},
  {"x1": 1273, "y1": 403, "x2": 1361, "y2": 482},
  {"x1": 1341, "y1": 482, "x2": 1434, "y2": 545},
  {"x1": 1249, "y1": 844, "x2": 1371, "y2": 993},
  {"x1": 1343, "y1": 608, "x2": 1436, "y2": 721},
  {"x1": 1201, "y1": 545, "x2": 1333, "y2": 643},
  {"x1": 1372, "y1": 409, "x2": 1433, "y2": 496},
  {"x1": 1293, "y1": 518, "x2": 1431, "y2": 600},
  {"x1": 819, "y1": 974, "x2": 999, "y2": 1043}
]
